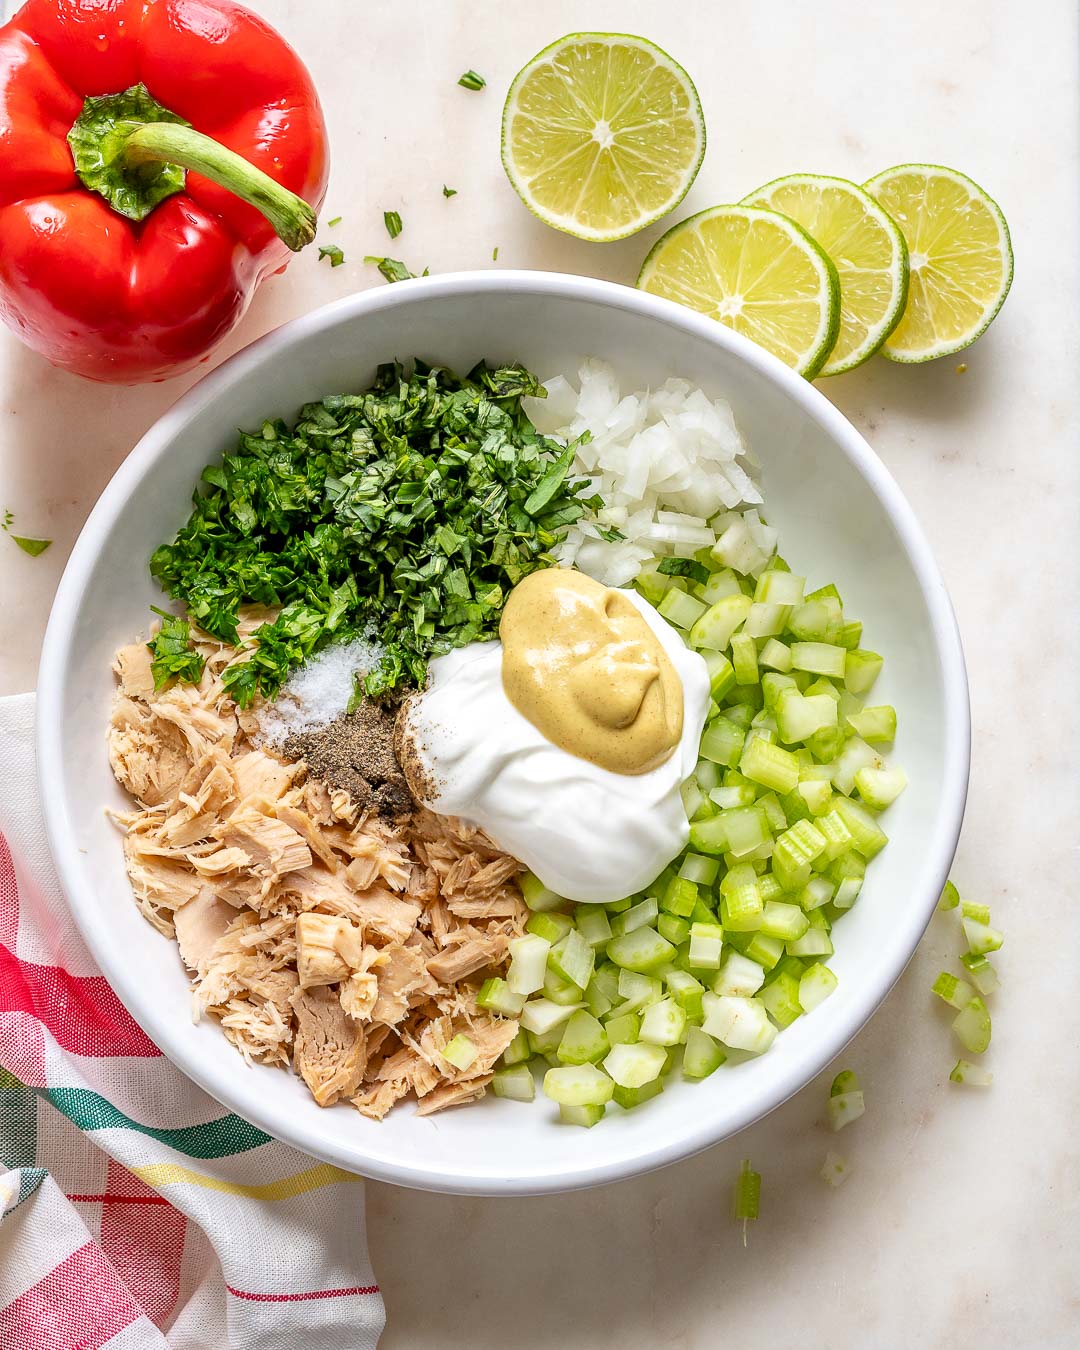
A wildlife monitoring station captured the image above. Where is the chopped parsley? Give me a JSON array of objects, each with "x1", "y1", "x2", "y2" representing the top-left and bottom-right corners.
[
  {"x1": 657, "y1": 556, "x2": 710, "y2": 585},
  {"x1": 318, "y1": 244, "x2": 345, "y2": 267},
  {"x1": 383, "y1": 210, "x2": 403, "y2": 240},
  {"x1": 442, "y1": 184, "x2": 457, "y2": 198},
  {"x1": 147, "y1": 608, "x2": 205, "y2": 690},
  {"x1": 458, "y1": 70, "x2": 485, "y2": 90},
  {"x1": 2, "y1": 510, "x2": 51, "y2": 556},
  {"x1": 149, "y1": 361, "x2": 602, "y2": 706},
  {"x1": 364, "y1": 255, "x2": 416, "y2": 284},
  {"x1": 327, "y1": 215, "x2": 342, "y2": 228}
]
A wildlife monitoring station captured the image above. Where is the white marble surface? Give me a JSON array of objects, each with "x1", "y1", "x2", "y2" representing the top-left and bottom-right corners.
[{"x1": 2, "y1": 1, "x2": 1079, "y2": 1344}]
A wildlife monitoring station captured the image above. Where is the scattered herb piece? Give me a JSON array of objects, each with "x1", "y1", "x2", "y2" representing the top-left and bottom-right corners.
[
  {"x1": 12, "y1": 535, "x2": 51, "y2": 556},
  {"x1": 458, "y1": 70, "x2": 485, "y2": 90},
  {"x1": 364, "y1": 255, "x2": 416, "y2": 284},
  {"x1": 442, "y1": 185, "x2": 457, "y2": 198},
  {"x1": 147, "y1": 608, "x2": 205, "y2": 690},
  {"x1": 733, "y1": 1159, "x2": 760, "y2": 1246},
  {"x1": 492, "y1": 246, "x2": 499, "y2": 261},
  {"x1": 149, "y1": 361, "x2": 599, "y2": 705},
  {"x1": 384, "y1": 210, "x2": 403, "y2": 240},
  {"x1": 327, "y1": 215, "x2": 342, "y2": 228},
  {"x1": 318, "y1": 244, "x2": 345, "y2": 267},
  {"x1": 2, "y1": 509, "x2": 12, "y2": 530},
  {"x1": 657, "y1": 556, "x2": 710, "y2": 586}
]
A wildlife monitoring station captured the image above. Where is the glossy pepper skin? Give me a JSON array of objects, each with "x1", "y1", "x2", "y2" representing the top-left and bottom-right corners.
[{"x1": 0, "y1": 0, "x2": 329, "y2": 382}]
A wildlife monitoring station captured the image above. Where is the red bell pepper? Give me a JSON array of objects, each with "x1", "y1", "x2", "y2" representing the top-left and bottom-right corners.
[{"x1": 0, "y1": 0, "x2": 329, "y2": 382}]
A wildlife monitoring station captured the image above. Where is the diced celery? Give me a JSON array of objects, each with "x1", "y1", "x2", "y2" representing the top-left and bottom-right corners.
[
  {"x1": 723, "y1": 700, "x2": 756, "y2": 728},
  {"x1": 827, "y1": 1089, "x2": 865, "y2": 1131},
  {"x1": 527, "y1": 911, "x2": 574, "y2": 944},
  {"x1": 744, "y1": 603, "x2": 790, "y2": 639},
  {"x1": 799, "y1": 962, "x2": 838, "y2": 1010},
  {"x1": 576, "y1": 907, "x2": 613, "y2": 950},
  {"x1": 855, "y1": 766, "x2": 908, "y2": 809},
  {"x1": 821, "y1": 1150, "x2": 851, "y2": 1186},
  {"x1": 797, "y1": 778, "x2": 832, "y2": 816},
  {"x1": 543, "y1": 1064, "x2": 614, "y2": 1107},
  {"x1": 660, "y1": 875, "x2": 699, "y2": 918},
  {"x1": 774, "y1": 820, "x2": 828, "y2": 891},
  {"x1": 816, "y1": 809, "x2": 854, "y2": 861},
  {"x1": 501, "y1": 1027, "x2": 532, "y2": 1066},
  {"x1": 755, "y1": 570, "x2": 805, "y2": 605},
  {"x1": 787, "y1": 595, "x2": 842, "y2": 642},
  {"x1": 731, "y1": 632, "x2": 760, "y2": 684},
  {"x1": 759, "y1": 638, "x2": 793, "y2": 672},
  {"x1": 549, "y1": 928, "x2": 595, "y2": 990},
  {"x1": 640, "y1": 997, "x2": 687, "y2": 1047},
  {"x1": 604, "y1": 1012, "x2": 641, "y2": 1045},
  {"x1": 682, "y1": 1026, "x2": 726, "y2": 1079},
  {"x1": 931, "y1": 971, "x2": 975, "y2": 1011},
  {"x1": 844, "y1": 648, "x2": 884, "y2": 695},
  {"x1": 442, "y1": 1034, "x2": 478, "y2": 1071},
  {"x1": 734, "y1": 1158, "x2": 761, "y2": 1246},
  {"x1": 603, "y1": 1042, "x2": 668, "y2": 1088},
  {"x1": 520, "y1": 872, "x2": 566, "y2": 912},
  {"x1": 938, "y1": 880, "x2": 960, "y2": 911},
  {"x1": 949, "y1": 1059, "x2": 993, "y2": 1087},
  {"x1": 543, "y1": 967, "x2": 586, "y2": 1005},
  {"x1": 695, "y1": 758, "x2": 723, "y2": 792},
  {"x1": 952, "y1": 997, "x2": 992, "y2": 1054},
  {"x1": 959, "y1": 900, "x2": 988, "y2": 925},
  {"x1": 831, "y1": 796, "x2": 888, "y2": 859},
  {"x1": 740, "y1": 736, "x2": 800, "y2": 794},
  {"x1": 680, "y1": 778, "x2": 706, "y2": 821},
  {"x1": 520, "y1": 997, "x2": 583, "y2": 1035},
  {"x1": 702, "y1": 650, "x2": 737, "y2": 700},
  {"x1": 700, "y1": 717, "x2": 745, "y2": 767},
  {"x1": 798, "y1": 875, "x2": 835, "y2": 911},
  {"x1": 700, "y1": 993, "x2": 777, "y2": 1053},
  {"x1": 962, "y1": 917, "x2": 1003, "y2": 955},
  {"x1": 607, "y1": 927, "x2": 676, "y2": 973},
  {"x1": 528, "y1": 1024, "x2": 566, "y2": 1056},
  {"x1": 711, "y1": 520, "x2": 765, "y2": 575},
  {"x1": 741, "y1": 931, "x2": 784, "y2": 969},
  {"x1": 791, "y1": 641, "x2": 847, "y2": 678},
  {"x1": 701, "y1": 567, "x2": 742, "y2": 602},
  {"x1": 492, "y1": 1063, "x2": 535, "y2": 1101},
  {"x1": 837, "y1": 620, "x2": 862, "y2": 650},
  {"x1": 787, "y1": 926, "x2": 834, "y2": 957},
  {"x1": 605, "y1": 895, "x2": 634, "y2": 913},
  {"x1": 758, "y1": 970, "x2": 803, "y2": 1027},
  {"x1": 776, "y1": 689, "x2": 838, "y2": 744},
  {"x1": 713, "y1": 952, "x2": 766, "y2": 996},
  {"x1": 758, "y1": 901, "x2": 809, "y2": 942},
  {"x1": 610, "y1": 896, "x2": 659, "y2": 937},
  {"x1": 617, "y1": 970, "x2": 663, "y2": 1007},
  {"x1": 833, "y1": 876, "x2": 862, "y2": 910},
  {"x1": 557, "y1": 1009, "x2": 610, "y2": 1065},
  {"x1": 477, "y1": 977, "x2": 526, "y2": 1017},
  {"x1": 719, "y1": 886, "x2": 763, "y2": 933},
  {"x1": 507, "y1": 933, "x2": 551, "y2": 995},
  {"x1": 658, "y1": 913, "x2": 691, "y2": 946},
  {"x1": 658, "y1": 588, "x2": 708, "y2": 630},
  {"x1": 687, "y1": 922, "x2": 725, "y2": 969},
  {"x1": 612, "y1": 1078, "x2": 665, "y2": 1110},
  {"x1": 721, "y1": 805, "x2": 771, "y2": 857},
  {"x1": 960, "y1": 952, "x2": 1000, "y2": 996},
  {"x1": 679, "y1": 853, "x2": 720, "y2": 886},
  {"x1": 845, "y1": 705, "x2": 896, "y2": 743},
  {"x1": 832, "y1": 736, "x2": 883, "y2": 795},
  {"x1": 690, "y1": 593, "x2": 752, "y2": 651},
  {"x1": 665, "y1": 968, "x2": 705, "y2": 1019},
  {"x1": 560, "y1": 1103, "x2": 606, "y2": 1127},
  {"x1": 756, "y1": 791, "x2": 788, "y2": 833}
]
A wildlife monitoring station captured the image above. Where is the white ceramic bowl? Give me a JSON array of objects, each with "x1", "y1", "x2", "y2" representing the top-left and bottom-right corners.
[{"x1": 37, "y1": 272, "x2": 969, "y2": 1196}]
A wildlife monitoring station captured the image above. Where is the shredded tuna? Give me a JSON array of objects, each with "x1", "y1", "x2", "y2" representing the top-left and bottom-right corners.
[{"x1": 108, "y1": 620, "x2": 527, "y2": 1121}]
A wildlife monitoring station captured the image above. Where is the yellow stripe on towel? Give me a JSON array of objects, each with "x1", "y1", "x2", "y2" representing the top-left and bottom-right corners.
[{"x1": 130, "y1": 1161, "x2": 361, "y2": 1200}]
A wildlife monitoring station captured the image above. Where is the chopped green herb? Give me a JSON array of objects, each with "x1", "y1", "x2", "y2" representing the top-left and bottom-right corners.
[
  {"x1": 383, "y1": 210, "x2": 403, "y2": 240},
  {"x1": 149, "y1": 361, "x2": 599, "y2": 705},
  {"x1": 327, "y1": 215, "x2": 342, "y2": 228},
  {"x1": 12, "y1": 535, "x2": 51, "y2": 556},
  {"x1": 318, "y1": 244, "x2": 345, "y2": 267},
  {"x1": 442, "y1": 185, "x2": 457, "y2": 198},
  {"x1": 458, "y1": 69, "x2": 485, "y2": 90},
  {"x1": 492, "y1": 246, "x2": 499, "y2": 261},
  {"x1": 657, "y1": 556, "x2": 710, "y2": 586},
  {"x1": 2, "y1": 509, "x2": 12, "y2": 530},
  {"x1": 147, "y1": 608, "x2": 205, "y2": 690},
  {"x1": 364, "y1": 255, "x2": 416, "y2": 284}
]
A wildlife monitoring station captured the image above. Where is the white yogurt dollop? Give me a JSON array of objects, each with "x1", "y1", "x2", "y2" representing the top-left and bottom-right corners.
[{"x1": 401, "y1": 590, "x2": 709, "y2": 904}]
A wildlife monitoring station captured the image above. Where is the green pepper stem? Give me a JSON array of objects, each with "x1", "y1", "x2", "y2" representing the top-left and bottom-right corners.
[{"x1": 117, "y1": 120, "x2": 316, "y2": 251}]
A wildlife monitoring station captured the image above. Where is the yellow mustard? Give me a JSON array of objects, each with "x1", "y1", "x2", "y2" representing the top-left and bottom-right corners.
[{"x1": 499, "y1": 569, "x2": 683, "y2": 776}]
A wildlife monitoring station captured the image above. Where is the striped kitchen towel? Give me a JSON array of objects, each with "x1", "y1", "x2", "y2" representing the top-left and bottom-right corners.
[{"x1": 0, "y1": 693, "x2": 386, "y2": 1349}]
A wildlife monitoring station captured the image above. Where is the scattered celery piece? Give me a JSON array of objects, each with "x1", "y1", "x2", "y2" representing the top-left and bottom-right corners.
[{"x1": 950, "y1": 1059, "x2": 993, "y2": 1087}]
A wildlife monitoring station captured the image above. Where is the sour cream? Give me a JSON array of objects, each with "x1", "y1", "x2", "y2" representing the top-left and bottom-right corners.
[{"x1": 398, "y1": 590, "x2": 709, "y2": 904}]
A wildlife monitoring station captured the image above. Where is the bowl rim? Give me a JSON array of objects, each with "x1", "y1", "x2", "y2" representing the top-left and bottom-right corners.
[{"x1": 36, "y1": 270, "x2": 970, "y2": 1195}]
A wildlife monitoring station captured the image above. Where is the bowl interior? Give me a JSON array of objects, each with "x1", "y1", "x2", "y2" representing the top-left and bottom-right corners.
[{"x1": 38, "y1": 274, "x2": 967, "y2": 1194}]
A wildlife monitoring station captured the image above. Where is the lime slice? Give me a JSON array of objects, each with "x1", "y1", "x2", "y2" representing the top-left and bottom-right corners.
[
  {"x1": 741, "y1": 174, "x2": 909, "y2": 376},
  {"x1": 637, "y1": 205, "x2": 841, "y2": 378},
  {"x1": 501, "y1": 33, "x2": 705, "y2": 242},
  {"x1": 863, "y1": 164, "x2": 1013, "y2": 362}
]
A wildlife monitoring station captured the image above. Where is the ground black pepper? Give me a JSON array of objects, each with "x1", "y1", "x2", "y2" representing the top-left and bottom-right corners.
[{"x1": 283, "y1": 699, "x2": 415, "y2": 819}]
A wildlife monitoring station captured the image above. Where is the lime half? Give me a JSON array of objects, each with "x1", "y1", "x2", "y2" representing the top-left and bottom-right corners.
[
  {"x1": 501, "y1": 33, "x2": 705, "y2": 242},
  {"x1": 637, "y1": 205, "x2": 841, "y2": 378},
  {"x1": 864, "y1": 164, "x2": 1013, "y2": 362},
  {"x1": 742, "y1": 174, "x2": 909, "y2": 376}
]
